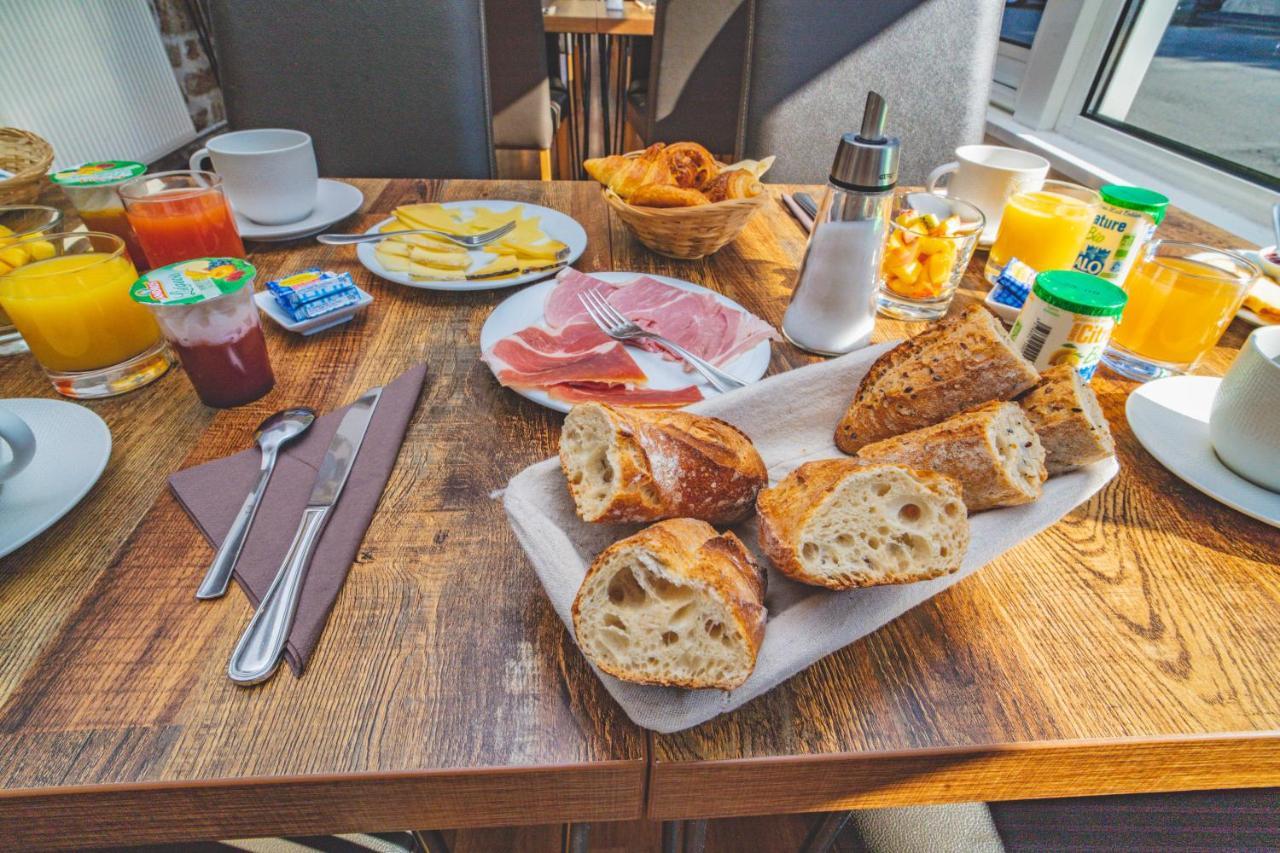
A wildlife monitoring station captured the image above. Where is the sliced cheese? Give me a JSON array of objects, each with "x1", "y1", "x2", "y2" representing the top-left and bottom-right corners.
[
  {"x1": 409, "y1": 245, "x2": 471, "y2": 269},
  {"x1": 408, "y1": 260, "x2": 467, "y2": 281},
  {"x1": 467, "y1": 254, "x2": 521, "y2": 280},
  {"x1": 374, "y1": 247, "x2": 412, "y2": 272},
  {"x1": 376, "y1": 239, "x2": 412, "y2": 258}
]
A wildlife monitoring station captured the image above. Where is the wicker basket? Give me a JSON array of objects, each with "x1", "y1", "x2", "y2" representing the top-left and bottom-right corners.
[
  {"x1": 604, "y1": 187, "x2": 768, "y2": 260},
  {"x1": 0, "y1": 129, "x2": 54, "y2": 205}
]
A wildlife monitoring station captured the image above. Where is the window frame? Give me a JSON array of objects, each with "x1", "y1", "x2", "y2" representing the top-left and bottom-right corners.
[{"x1": 992, "y1": 0, "x2": 1277, "y2": 245}]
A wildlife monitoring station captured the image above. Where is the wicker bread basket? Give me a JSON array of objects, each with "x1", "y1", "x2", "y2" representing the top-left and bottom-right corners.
[
  {"x1": 604, "y1": 186, "x2": 768, "y2": 260},
  {"x1": 0, "y1": 129, "x2": 54, "y2": 205}
]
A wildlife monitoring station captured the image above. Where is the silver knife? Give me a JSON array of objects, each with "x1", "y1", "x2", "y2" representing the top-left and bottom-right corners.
[
  {"x1": 227, "y1": 386, "x2": 383, "y2": 685},
  {"x1": 794, "y1": 192, "x2": 819, "y2": 220}
]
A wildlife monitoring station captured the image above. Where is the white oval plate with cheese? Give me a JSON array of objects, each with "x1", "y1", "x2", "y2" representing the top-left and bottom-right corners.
[{"x1": 356, "y1": 199, "x2": 588, "y2": 292}]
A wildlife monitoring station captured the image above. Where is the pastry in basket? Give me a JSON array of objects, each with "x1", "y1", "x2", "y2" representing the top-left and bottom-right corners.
[
  {"x1": 584, "y1": 142, "x2": 768, "y2": 208},
  {"x1": 835, "y1": 304, "x2": 1040, "y2": 454},
  {"x1": 572, "y1": 518, "x2": 766, "y2": 690},
  {"x1": 559, "y1": 402, "x2": 767, "y2": 524},
  {"x1": 855, "y1": 402, "x2": 1047, "y2": 512},
  {"x1": 1018, "y1": 365, "x2": 1115, "y2": 475},
  {"x1": 757, "y1": 460, "x2": 969, "y2": 590}
]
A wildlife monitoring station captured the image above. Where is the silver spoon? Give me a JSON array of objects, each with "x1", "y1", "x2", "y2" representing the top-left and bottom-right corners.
[
  {"x1": 316, "y1": 221, "x2": 516, "y2": 247},
  {"x1": 195, "y1": 408, "x2": 317, "y2": 600}
]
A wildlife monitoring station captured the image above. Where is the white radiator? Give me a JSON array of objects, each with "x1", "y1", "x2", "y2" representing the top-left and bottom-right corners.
[{"x1": 0, "y1": 0, "x2": 197, "y2": 169}]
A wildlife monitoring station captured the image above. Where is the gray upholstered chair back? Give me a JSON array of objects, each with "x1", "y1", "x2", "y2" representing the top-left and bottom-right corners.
[
  {"x1": 207, "y1": 0, "x2": 494, "y2": 178},
  {"x1": 643, "y1": 0, "x2": 749, "y2": 155},
  {"x1": 737, "y1": 0, "x2": 1001, "y2": 184},
  {"x1": 484, "y1": 0, "x2": 553, "y2": 150}
]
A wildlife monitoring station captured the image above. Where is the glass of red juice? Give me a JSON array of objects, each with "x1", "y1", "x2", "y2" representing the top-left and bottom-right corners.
[
  {"x1": 118, "y1": 171, "x2": 246, "y2": 268},
  {"x1": 130, "y1": 257, "x2": 275, "y2": 408}
]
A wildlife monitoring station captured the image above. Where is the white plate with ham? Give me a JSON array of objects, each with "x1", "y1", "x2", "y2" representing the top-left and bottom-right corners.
[{"x1": 480, "y1": 269, "x2": 777, "y2": 411}]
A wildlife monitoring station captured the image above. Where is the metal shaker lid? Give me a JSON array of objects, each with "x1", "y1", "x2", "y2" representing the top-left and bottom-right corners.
[{"x1": 829, "y1": 91, "x2": 900, "y2": 192}]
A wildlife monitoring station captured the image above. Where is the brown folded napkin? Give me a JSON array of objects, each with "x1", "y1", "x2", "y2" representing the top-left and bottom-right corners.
[{"x1": 169, "y1": 364, "x2": 427, "y2": 675}]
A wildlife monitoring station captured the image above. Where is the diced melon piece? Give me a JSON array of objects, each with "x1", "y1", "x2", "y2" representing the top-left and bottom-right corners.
[
  {"x1": 886, "y1": 259, "x2": 920, "y2": 284},
  {"x1": 920, "y1": 212, "x2": 942, "y2": 230},
  {"x1": 26, "y1": 239, "x2": 54, "y2": 261},
  {"x1": 926, "y1": 252, "x2": 953, "y2": 285},
  {"x1": 0, "y1": 246, "x2": 30, "y2": 268}
]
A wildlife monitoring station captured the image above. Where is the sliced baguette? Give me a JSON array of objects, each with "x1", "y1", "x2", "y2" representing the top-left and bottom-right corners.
[
  {"x1": 757, "y1": 460, "x2": 969, "y2": 589},
  {"x1": 572, "y1": 518, "x2": 767, "y2": 690},
  {"x1": 559, "y1": 402, "x2": 767, "y2": 524},
  {"x1": 855, "y1": 401, "x2": 1047, "y2": 512},
  {"x1": 1017, "y1": 365, "x2": 1114, "y2": 475},
  {"x1": 835, "y1": 304, "x2": 1040, "y2": 453}
]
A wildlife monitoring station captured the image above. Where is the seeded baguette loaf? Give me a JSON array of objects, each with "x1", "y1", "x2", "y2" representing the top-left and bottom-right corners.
[
  {"x1": 559, "y1": 402, "x2": 767, "y2": 524},
  {"x1": 1018, "y1": 365, "x2": 1115, "y2": 475},
  {"x1": 835, "y1": 305, "x2": 1041, "y2": 453},
  {"x1": 855, "y1": 402, "x2": 1047, "y2": 512},
  {"x1": 572, "y1": 518, "x2": 767, "y2": 690},
  {"x1": 757, "y1": 460, "x2": 969, "y2": 589}
]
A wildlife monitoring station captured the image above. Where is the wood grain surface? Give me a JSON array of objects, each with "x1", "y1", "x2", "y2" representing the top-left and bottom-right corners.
[
  {"x1": 544, "y1": 0, "x2": 655, "y2": 35},
  {"x1": 0, "y1": 180, "x2": 644, "y2": 849},
  {"x1": 0, "y1": 179, "x2": 1276, "y2": 848},
  {"x1": 636, "y1": 190, "x2": 1280, "y2": 818}
]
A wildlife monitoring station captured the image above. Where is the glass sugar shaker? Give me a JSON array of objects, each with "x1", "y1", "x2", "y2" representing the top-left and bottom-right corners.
[{"x1": 782, "y1": 91, "x2": 900, "y2": 355}]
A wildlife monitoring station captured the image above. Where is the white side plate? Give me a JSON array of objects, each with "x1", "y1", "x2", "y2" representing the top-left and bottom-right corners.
[
  {"x1": 1126, "y1": 375, "x2": 1280, "y2": 528},
  {"x1": 0, "y1": 398, "x2": 112, "y2": 559},
  {"x1": 356, "y1": 199, "x2": 588, "y2": 292},
  {"x1": 480, "y1": 271, "x2": 773, "y2": 412}
]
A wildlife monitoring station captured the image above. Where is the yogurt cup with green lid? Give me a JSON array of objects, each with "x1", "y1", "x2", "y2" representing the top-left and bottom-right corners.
[{"x1": 1010, "y1": 270, "x2": 1128, "y2": 380}]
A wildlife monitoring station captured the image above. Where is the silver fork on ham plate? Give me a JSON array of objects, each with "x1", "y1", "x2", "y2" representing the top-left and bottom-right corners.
[{"x1": 578, "y1": 290, "x2": 748, "y2": 393}]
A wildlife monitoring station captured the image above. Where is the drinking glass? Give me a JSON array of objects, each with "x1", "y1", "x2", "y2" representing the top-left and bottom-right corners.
[
  {"x1": 0, "y1": 232, "x2": 173, "y2": 398},
  {"x1": 983, "y1": 179, "x2": 1099, "y2": 284},
  {"x1": 118, "y1": 170, "x2": 246, "y2": 268},
  {"x1": 1102, "y1": 240, "x2": 1259, "y2": 381},
  {"x1": 877, "y1": 189, "x2": 984, "y2": 321},
  {"x1": 0, "y1": 205, "x2": 63, "y2": 356}
]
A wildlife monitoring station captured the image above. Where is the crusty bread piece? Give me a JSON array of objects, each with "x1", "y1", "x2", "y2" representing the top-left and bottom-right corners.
[
  {"x1": 1018, "y1": 365, "x2": 1115, "y2": 475},
  {"x1": 855, "y1": 402, "x2": 1047, "y2": 512},
  {"x1": 835, "y1": 304, "x2": 1040, "y2": 454},
  {"x1": 559, "y1": 403, "x2": 767, "y2": 524},
  {"x1": 572, "y1": 518, "x2": 767, "y2": 690},
  {"x1": 757, "y1": 460, "x2": 969, "y2": 589}
]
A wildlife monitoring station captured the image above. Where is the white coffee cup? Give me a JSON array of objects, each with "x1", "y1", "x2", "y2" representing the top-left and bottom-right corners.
[
  {"x1": 0, "y1": 407, "x2": 36, "y2": 485},
  {"x1": 1210, "y1": 325, "x2": 1280, "y2": 493},
  {"x1": 190, "y1": 128, "x2": 319, "y2": 226},
  {"x1": 927, "y1": 144, "x2": 1050, "y2": 243}
]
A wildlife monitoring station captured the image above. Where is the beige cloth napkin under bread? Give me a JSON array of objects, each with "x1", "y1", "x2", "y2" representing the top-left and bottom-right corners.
[{"x1": 503, "y1": 342, "x2": 1119, "y2": 733}]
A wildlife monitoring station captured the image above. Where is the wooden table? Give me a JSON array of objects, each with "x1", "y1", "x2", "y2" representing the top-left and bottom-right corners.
[
  {"x1": 0, "y1": 180, "x2": 1276, "y2": 849},
  {"x1": 543, "y1": 1, "x2": 655, "y2": 35}
]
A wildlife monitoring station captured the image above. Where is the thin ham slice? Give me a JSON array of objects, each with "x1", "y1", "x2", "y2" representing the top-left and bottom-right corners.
[
  {"x1": 544, "y1": 268, "x2": 621, "y2": 329},
  {"x1": 546, "y1": 383, "x2": 704, "y2": 407},
  {"x1": 482, "y1": 336, "x2": 646, "y2": 390}
]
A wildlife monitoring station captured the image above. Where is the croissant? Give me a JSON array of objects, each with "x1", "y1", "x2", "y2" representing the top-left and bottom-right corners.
[
  {"x1": 662, "y1": 142, "x2": 718, "y2": 189},
  {"x1": 703, "y1": 169, "x2": 763, "y2": 202},
  {"x1": 584, "y1": 144, "x2": 674, "y2": 200},
  {"x1": 628, "y1": 184, "x2": 711, "y2": 208}
]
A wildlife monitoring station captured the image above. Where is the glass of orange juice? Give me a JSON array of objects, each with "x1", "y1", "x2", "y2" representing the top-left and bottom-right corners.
[
  {"x1": 0, "y1": 232, "x2": 173, "y2": 398},
  {"x1": 1102, "y1": 240, "x2": 1260, "y2": 381},
  {"x1": 984, "y1": 180, "x2": 1099, "y2": 284}
]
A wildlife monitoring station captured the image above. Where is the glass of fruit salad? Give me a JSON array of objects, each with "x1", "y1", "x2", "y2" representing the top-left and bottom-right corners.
[
  {"x1": 0, "y1": 205, "x2": 63, "y2": 356},
  {"x1": 877, "y1": 190, "x2": 984, "y2": 321}
]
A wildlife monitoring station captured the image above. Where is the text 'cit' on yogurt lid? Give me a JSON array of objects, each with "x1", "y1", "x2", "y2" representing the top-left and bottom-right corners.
[
  {"x1": 49, "y1": 160, "x2": 147, "y2": 187},
  {"x1": 131, "y1": 257, "x2": 257, "y2": 306}
]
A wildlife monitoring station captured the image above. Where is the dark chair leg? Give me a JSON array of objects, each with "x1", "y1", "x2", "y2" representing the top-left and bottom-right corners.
[
  {"x1": 662, "y1": 820, "x2": 683, "y2": 853},
  {"x1": 566, "y1": 821, "x2": 591, "y2": 853},
  {"x1": 799, "y1": 811, "x2": 854, "y2": 853},
  {"x1": 414, "y1": 829, "x2": 450, "y2": 853}
]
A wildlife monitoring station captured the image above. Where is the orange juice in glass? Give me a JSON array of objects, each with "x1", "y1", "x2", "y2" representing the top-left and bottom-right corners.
[
  {"x1": 1102, "y1": 240, "x2": 1259, "y2": 381},
  {"x1": 984, "y1": 180, "x2": 1099, "y2": 283},
  {"x1": 0, "y1": 232, "x2": 172, "y2": 398}
]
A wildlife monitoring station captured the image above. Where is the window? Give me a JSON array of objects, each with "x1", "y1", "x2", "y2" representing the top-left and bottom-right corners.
[
  {"x1": 1082, "y1": 0, "x2": 1280, "y2": 191},
  {"x1": 1000, "y1": 0, "x2": 1046, "y2": 49}
]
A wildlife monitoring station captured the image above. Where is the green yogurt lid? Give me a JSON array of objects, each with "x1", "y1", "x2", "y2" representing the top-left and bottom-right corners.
[
  {"x1": 1033, "y1": 270, "x2": 1128, "y2": 317},
  {"x1": 1099, "y1": 184, "x2": 1169, "y2": 224},
  {"x1": 49, "y1": 161, "x2": 147, "y2": 187},
  {"x1": 131, "y1": 257, "x2": 255, "y2": 306}
]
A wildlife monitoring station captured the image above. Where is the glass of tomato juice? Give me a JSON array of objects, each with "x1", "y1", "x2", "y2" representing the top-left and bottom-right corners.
[{"x1": 118, "y1": 170, "x2": 246, "y2": 268}]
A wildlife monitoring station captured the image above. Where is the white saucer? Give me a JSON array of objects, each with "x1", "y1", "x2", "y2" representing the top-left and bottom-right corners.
[
  {"x1": 234, "y1": 179, "x2": 364, "y2": 242},
  {"x1": 254, "y1": 287, "x2": 372, "y2": 335},
  {"x1": 1126, "y1": 375, "x2": 1280, "y2": 528},
  {"x1": 0, "y1": 398, "x2": 112, "y2": 559}
]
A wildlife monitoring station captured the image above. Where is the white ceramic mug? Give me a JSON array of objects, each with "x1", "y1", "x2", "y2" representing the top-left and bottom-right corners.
[
  {"x1": 0, "y1": 407, "x2": 36, "y2": 484},
  {"x1": 927, "y1": 144, "x2": 1050, "y2": 243},
  {"x1": 1210, "y1": 325, "x2": 1280, "y2": 492},
  {"x1": 190, "y1": 128, "x2": 319, "y2": 225}
]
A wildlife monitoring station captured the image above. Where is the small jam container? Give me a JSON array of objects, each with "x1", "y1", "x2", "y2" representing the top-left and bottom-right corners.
[
  {"x1": 131, "y1": 258, "x2": 276, "y2": 408},
  {"x1": 1009, "y1": 270, "x2": 1128, "y2": 381},
  {"x1": 1072, "y1": 184, "x2": 1168, "y2": 284},
  {"x1": 48, "y1": 161, "x2": 152, "y2": 268}
]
